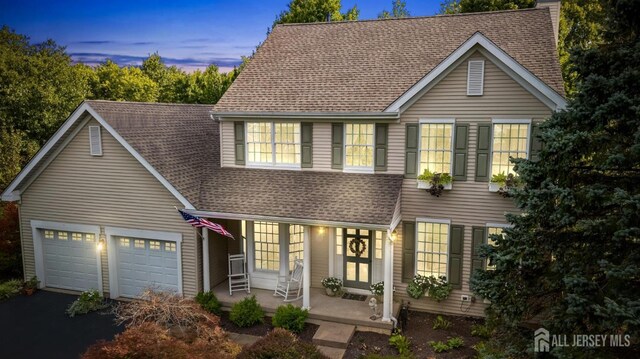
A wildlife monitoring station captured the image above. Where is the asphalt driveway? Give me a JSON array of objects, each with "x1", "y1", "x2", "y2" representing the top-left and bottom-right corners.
[{"x1": 0, "y1": 290, "x2": 124, "y2": 359}]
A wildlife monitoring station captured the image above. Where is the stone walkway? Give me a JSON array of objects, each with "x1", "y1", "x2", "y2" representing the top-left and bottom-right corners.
[{"x1": 228, "y1": 322, "x2": 350, "y2": 359}]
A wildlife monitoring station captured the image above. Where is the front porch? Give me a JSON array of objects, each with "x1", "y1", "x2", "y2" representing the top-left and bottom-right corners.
[
  {"x1": 199, "y1": 217, "x2": 400, "y2": 328},
  {"x1": 213, "y1": 281, "x2": 399, "y2": 330}
]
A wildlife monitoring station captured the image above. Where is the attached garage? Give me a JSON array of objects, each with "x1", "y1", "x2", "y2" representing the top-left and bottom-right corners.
[
  {"x1": 115, "y1": 237, "x2": 179, "y2": 298},
  {"x1": 107, "y1": 227, "x2": 183, "y2": 299},
  {"x1": 42, "y1": 230, "x2": 100, "y2": 292}
]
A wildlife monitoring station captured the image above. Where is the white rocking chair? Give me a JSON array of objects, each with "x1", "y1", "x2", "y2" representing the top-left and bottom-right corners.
[
  {"x1": 228, "y1": 254, "x2": 250, "y2": 296},
  {"x1": 274, "y1": 259, "x2": 303, "y2": 302}
]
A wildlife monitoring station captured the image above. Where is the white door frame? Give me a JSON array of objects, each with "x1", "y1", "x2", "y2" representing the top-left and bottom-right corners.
[
  {"x1": 30, "y1": 220, "x2": 102, "y2": 294},
  {"x1": 106, "y1": 226, "x2": 183, "y2": 298}
]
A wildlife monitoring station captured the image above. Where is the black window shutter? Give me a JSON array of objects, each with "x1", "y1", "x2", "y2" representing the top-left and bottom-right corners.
[
  {"x1": 234, "y1": 121, "x2": 245, "y2": 165},
  {"x1": 471, "y1": 226, "x2": 487, "y2": 279},
  {"x1": 448, "y1": 225, "x2": 464, "y2": 289},
  {"x1": 453, "y1": 123, "x2": 469, "y2": 181},
  {"x1": 475, "y1": 124, "x2": 492, "y2": 181},
  {"x1": 331, "y1": 123, "x2": 343, "y2": 169},
  {"x1": 402, "y1": 221, "x2": 416, "y2": 283},
  {"x1": 405, "y1": 123, "x2": 419, "y2": 178},
  {"x1": 374, "y1": 123, "x2": 388, "y2": 171},
  {"x1": 529, "y1": 122, "x2": 543, "y2": 162},
  {"x1": 301, "y1": 122, "x2": 313, "y2": 168}
]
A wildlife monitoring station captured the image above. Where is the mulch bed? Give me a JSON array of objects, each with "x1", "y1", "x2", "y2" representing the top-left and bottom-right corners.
[
  {"x1": 219, "y1": 311, "x2": 319, "y2": 342},
  {"x1": 344, "y1": 310, "x2": 483, "y2": 359}
]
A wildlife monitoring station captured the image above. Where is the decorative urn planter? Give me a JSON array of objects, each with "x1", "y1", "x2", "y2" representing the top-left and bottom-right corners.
[{"x1": 326, "y1": 288, "x2": 336, "y2": 296}]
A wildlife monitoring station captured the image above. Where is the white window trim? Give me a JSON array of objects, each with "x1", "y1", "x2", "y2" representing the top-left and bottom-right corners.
[
  {"x1": 30, "y1": 220, "x2": 102, "y2": 294},
  {"x1": 105, "y1": 226, "x2": 183, "y2": 298},
  {"x1": 245, "y1": 121, "x2": 302, "y2": 169},
  {"x1": 343, "y1": 123, "x2": 376, "y2": 173},
  {"x1": 417, "y1": 119, "x2": 456, "y2": 178},
  {"x1": 489, "y1": 119, "x2": 532, "y2": 183},
  {"x1": 414, "y1": 218, "x2": 451, "y2": 279}
]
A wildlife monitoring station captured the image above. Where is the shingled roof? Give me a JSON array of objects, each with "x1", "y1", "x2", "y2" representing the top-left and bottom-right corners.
[
  {"x1": 214, "y1": 8, "x2": 564, "y2": 113},
  {"x1": 87, "y1": 100, "x2": 403, "y2": 226}
]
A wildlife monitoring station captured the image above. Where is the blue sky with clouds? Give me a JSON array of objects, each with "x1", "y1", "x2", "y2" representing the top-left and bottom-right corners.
[{"x1": 1, "y1": 0, "x2": 441, "y2": 72}]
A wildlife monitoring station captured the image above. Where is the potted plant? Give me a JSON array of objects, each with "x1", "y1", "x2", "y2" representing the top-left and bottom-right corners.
[
  {"x1": 23, "y1": 276, "x2": 39, "y2": 296},
  {"x1": 489, "y1": 172, "x2": 522, "y2": 197},
  {"x1": 417, "y1": 169, "x2": 453, "y2": 197},
  {"x1": 370, "y1": 281, "x2": 384, "y2": 303},
  {"x1": 321, "y1": 277, "x2": 342, "y2": 296}
]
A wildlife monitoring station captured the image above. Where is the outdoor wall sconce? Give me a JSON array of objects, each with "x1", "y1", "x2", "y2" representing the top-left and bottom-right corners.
[
  {"x1": 318, "y1": 227, "x2": 325, "y2": 235},
  {"x1": 97, "y1": 234, "x2": 105, "y2": 252},
  {"x1": 390, "y1": 230, "x2": 398, "y2": 242}
]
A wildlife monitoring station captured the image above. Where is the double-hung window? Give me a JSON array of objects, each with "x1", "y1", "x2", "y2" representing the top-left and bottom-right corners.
[
  {"x1": 289, "y1": 224, "x2": 304, "y2": 271},
  {"x1": 416, "y1": 219, "x2": 450, "y2": 278},
  {"x1": 254, "y1": 221, "x2": 280, "y2": 271},
  {"x1": 344, "y1": 123, "x2": 374, "y2": 170},
  {"x1": 419, "y1": 120, "x2": 454, "y2": 176},
  {"x1": 246, "y1": 122, "x2": 300, "y2": 166},
  {"x1": 491, "y1": 120, "x2": 530, "y2": 177}
]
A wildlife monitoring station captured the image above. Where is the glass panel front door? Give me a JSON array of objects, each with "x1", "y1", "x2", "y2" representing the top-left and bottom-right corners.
[{"x1": 343, "y1": 228, "x2": 372, "y2": 289}]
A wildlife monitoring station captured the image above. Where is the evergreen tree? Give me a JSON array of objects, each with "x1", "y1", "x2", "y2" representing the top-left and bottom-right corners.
[{"x1": 471, "y1": 0, "x2": 640, "y2": 356}]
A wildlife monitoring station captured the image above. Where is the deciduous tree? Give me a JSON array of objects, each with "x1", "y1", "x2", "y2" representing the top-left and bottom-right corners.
[
  {"x1": 378, "y1": 0, "x2": 411, "y2": 19},
  {"x1": 273, "y1": 0, "x2": 359, "y2": 26}
]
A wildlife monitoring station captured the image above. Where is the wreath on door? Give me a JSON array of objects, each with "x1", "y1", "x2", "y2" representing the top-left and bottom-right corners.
[{"x1": 349, "y1": 237, "x2": 367, "y2": 257}]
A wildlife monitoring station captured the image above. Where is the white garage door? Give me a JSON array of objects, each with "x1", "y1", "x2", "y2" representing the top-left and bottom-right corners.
[
  {"x1": 42, "y1": 230, "x2": 100, "y2": 291},
  {"x1": 116, "y1": 237, "x2": 179, "y2": 298}
]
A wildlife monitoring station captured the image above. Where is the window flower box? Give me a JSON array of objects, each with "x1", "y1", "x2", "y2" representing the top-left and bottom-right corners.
[{"x1": 416, "y1": 170, "x2": 453, "y2": 197}]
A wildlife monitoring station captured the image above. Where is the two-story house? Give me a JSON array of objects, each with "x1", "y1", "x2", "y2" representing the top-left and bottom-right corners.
[{"x1": 1, "y1": 3, "x2": 565, "y2": 326}]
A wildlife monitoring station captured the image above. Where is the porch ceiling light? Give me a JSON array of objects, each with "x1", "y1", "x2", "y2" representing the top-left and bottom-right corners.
[{"x1": 318, "y1": 227, "x2": 325, "y2": 235}]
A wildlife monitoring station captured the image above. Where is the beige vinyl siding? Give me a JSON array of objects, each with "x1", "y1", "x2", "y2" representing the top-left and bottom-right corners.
[
  {"x1": 310, "y1": 226, "x2": 329, "y2": 288},
  {"x1": 393, "y1": 53, "x2": 553, "y2": 317},
  {"x1": 310, "y1": 123, "x2": 335, "y2": 172},
  {"x1": 19, "y1": 119, "x2": 200, "y2": 298},
  {"x1": 220, "y1": 120, "x2": 239, "y2": 167}
]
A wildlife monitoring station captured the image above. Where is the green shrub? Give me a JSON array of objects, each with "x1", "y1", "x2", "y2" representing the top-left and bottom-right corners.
[
  {"x1": 195, "y1": 291, "x2": 222, "y2": 316},
  {"x1": 429, "y1": 340, "x2": 450, "y2": 353},
  {"x1": 427, "y1": 276, "x2": 452, "y2": 302},
  {"x1": 471, "y1": 323, "x2": 492, "y2": 338},
  {"x1": 238, "y1": 328, "x2": 327, "y2": 359},
  {"x1": 272, "y1": 304, "x2": 308, "y2": 333},
  {"x1": 230, "y1": 295, "x2": 264, "y2": 328},
  {"x1": 447, "y1": 336, "x2": 464, "y2": 349},
  {"x1": 428, "y1": 337, "x2": 464, "y2": 353},
  {"x1": 432, "y1": 315, "x2": 451, "y2": 330},
  {"x1": 67, "y1": 289, "x2": 108, "y2": 317},
  {"x1": 389, "y1": 332, "x2": 412, "y2": 358},
  {"x1": 0, "y1": 279, "x2": 22, "y2": 300}
]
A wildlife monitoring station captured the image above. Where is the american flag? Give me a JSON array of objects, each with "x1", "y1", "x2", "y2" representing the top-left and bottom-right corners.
[{"x1": 178, "y1": 209, "x2": 235, "y2": 239}]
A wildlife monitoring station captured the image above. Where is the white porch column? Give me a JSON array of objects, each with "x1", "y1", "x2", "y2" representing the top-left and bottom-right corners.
[
  {"x1": 382, "y1": 230, "x2": 394, "y2": 322},
  {"x1": 202, "y1": 229, "x2": 210, "y2": 292},
  {"x1": 303, "y1": 225, "x2": 311, "y2": 309}
]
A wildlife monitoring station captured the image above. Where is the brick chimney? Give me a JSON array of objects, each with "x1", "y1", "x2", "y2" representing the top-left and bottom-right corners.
[{"x1": 536, "y1": 0, "x2": 561, "y2": 45}]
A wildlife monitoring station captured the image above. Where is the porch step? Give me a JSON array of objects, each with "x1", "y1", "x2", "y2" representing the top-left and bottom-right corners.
[{"x1": 312, "y1": 322, "x2": 355, "y2": 349}]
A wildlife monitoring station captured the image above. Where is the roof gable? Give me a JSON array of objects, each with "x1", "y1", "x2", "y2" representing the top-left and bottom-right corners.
[
  {"x1": 1, "y1": 101, "x2": 203, "y2": 209},
  {"x1": 214, "y1": 8, "x2": 564, "y2": 114},
  {"x1": 386, "y1": 32, "x2": 567, "y2": 112}
]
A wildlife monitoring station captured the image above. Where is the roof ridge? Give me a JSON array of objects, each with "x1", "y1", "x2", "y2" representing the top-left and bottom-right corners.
[
  {"x1": 85, "y1": 99, "x2": 214, "y2": 107},
  {"x1": 276, "y1": 7, "x2": 547, "y2": 27}
]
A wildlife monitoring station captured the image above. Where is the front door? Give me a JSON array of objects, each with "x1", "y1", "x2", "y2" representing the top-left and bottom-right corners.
[{"x1": 343, "y1": 228, "x2": 372, "y2": 290}]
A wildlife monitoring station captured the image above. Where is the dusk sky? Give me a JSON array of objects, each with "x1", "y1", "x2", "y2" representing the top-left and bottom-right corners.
[{"x1": 1, "y1": 0, "x2": 441, "y2": 72}]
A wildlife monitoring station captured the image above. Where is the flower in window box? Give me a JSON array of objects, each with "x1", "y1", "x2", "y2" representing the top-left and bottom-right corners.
[
  {"x1": 489, "y1": 172, "x2": 522, "y2": 197},
  {"x1": 417, "y1": 170, "x2": 453, "y2": 197}
]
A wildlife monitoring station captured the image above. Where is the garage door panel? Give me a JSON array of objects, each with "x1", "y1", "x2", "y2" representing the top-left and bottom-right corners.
[
  {"x1": 42, "y1": 230, "x2": 99, "y2": 292},
  {"x1": 116, "y1": 236, "x2": 179, "y2": 298}
]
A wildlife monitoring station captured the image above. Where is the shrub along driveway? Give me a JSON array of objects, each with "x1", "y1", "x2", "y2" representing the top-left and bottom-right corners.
[{"x1": 0, "y1": 290, "x2": 123, "y2": 359}]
